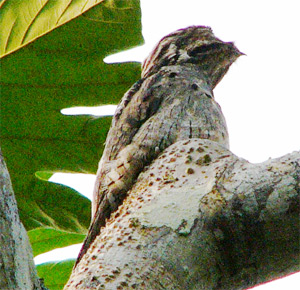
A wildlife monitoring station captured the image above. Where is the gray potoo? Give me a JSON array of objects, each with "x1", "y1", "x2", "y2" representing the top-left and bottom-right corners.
[{"x1": 76, "y1": 26, "x2": 243, "y2": 265}]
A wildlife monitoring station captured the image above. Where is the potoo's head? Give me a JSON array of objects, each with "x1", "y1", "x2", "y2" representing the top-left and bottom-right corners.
[{"x1": 142, "y1": 26, "x2": 244, "y2": 89}]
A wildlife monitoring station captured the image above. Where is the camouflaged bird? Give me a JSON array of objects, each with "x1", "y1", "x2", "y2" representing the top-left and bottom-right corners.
[{"x1": 76, "y1": 26, "x2": 243, "y2": 264}]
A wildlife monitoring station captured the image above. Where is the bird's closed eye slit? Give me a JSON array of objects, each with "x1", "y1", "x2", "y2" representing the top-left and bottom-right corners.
[
  {"x1": 191, "y1": 83, "x2": 198, "y2": 90},
  {"x1": 188, "y1": 43, "x2": 223, "y2": 57},
  {"x1": 169, "y1": 72, "x2": 177, "y2": 78}
]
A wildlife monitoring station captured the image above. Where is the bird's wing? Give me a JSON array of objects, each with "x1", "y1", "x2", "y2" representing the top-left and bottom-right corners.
[
  {"x1": 102, "y1": 75, "x2": 164, "y2": 162},
  {"x1": 76, "y1": 72, "x2": 166, "y2": 265}
]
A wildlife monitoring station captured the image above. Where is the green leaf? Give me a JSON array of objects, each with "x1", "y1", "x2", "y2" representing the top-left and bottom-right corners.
[
  {"x1": 0, "y1": 0, "x2": 143, "y2": 233},
  {"x1": 18, "y1": 179, "x2": 91, "y2": 232},
  {"x1": 0, "y1": 0, "x2": 109, "y2": 57},
  {"x1": 35, "y1": 171, "x2": 54, "y2": 181},
  {"x1": 28, "y1": 227, "x2": 85, "y2": 257},
  {"x1": 36, "y1": 260, "x2": 75, "y2": 290}
]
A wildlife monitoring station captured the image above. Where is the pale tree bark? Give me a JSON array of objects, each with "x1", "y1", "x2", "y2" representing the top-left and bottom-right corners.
[
  {"x1": 0, "y1": 149, "x2": 46, "y2": 290},
  {"x1": 64, "y1": 139, "x2": 299, "y2": 290}
]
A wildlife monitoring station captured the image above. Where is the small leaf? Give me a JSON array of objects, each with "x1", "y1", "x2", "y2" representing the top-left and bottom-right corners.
[
  {"x1": 35, "y1": 171, "x2": 54, "y2": 181},
  {"x1": 28, "y1": 228, "x2": 85, "y2": 257},
  {"x1": 36, "y1": 259, "x2": 75, "y2": 290}
]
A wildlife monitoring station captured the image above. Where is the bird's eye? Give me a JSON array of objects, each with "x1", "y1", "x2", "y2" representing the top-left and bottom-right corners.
[{"x1": 188, "y1": 43, "x2": 222, "y2": 57}]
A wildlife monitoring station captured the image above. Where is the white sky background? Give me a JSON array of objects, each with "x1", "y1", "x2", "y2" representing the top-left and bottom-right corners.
[{"x1": 38, "y1": 0, "x2": 300, "y2": 288}]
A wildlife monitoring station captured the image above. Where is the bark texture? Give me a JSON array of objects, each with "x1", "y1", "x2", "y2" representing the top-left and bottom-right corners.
[
  {"x1": 0, "y1": 149, "x2": 46, "y2": 290},
  {"x1": 64, "y1": 139, "x2": 299, "y2": 289}
]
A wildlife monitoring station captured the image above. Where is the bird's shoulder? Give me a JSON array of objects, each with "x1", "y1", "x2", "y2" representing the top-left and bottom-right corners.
[{"x1": 103, "y1": 72, "x2": 166, "y2": 161}]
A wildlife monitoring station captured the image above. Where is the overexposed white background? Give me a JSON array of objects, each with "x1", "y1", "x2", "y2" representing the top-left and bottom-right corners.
[{"x1": 36, "y1": 0, "x2": 300, "y2": 288}]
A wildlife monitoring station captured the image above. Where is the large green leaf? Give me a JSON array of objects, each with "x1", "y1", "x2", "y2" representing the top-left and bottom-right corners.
[
  {"x1": 36, "y1": 260, "x2": 75, "y2": 290},
  {"x1": 0, "y1": 0, "x2": 143, "y2": 237}
]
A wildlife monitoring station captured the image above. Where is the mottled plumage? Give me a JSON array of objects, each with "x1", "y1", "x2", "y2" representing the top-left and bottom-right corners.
[{"x1": 76, "y1": 26, "x2": 243, "y2": 265}]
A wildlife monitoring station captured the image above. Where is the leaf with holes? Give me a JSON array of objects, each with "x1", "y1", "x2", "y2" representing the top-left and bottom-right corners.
[{"x1": 0, "y1": 0, "x2": 143, "y2": 235}]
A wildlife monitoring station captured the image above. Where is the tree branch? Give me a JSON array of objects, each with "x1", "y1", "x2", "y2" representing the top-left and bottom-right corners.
[
  {"x1": 0, "y1": 148, "x2": 46, "y2": 290},
  {"x1": 64, "y1": 139, "x2": 299, "y2": 289}
]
